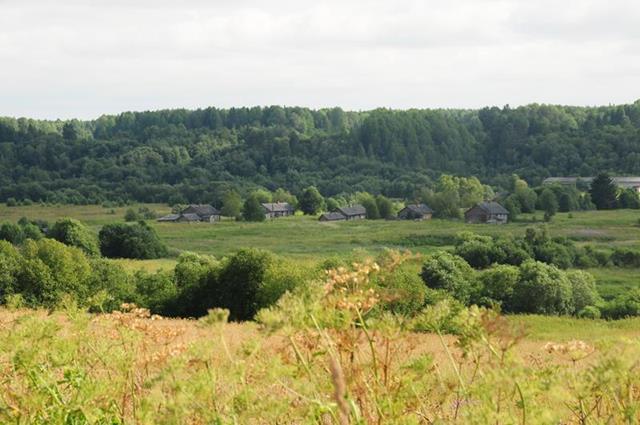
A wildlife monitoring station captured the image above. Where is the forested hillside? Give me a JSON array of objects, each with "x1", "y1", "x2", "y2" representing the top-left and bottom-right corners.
[{"x1": 1, "y1": 101, "x2": 639, "y2": 204}]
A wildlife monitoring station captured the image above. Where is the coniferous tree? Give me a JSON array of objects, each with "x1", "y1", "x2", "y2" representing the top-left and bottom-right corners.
[{"x1": 590, "y1": 173, "x2": 618, "y2": 210}]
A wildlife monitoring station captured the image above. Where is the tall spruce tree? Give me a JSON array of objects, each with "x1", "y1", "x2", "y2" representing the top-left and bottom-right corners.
[{"x1": 589, "y1": 173, "x2": 618, "y2": 210}]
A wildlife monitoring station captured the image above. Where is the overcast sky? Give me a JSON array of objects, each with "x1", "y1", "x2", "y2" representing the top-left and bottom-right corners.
[{"x1": 1, "y1": 0, "x2": 639, "y2": 119}]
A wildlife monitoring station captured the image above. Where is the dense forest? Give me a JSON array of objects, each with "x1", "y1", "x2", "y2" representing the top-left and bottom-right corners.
[{"x1": 1, "y1": 101, "x2": 639, "y2": 204}]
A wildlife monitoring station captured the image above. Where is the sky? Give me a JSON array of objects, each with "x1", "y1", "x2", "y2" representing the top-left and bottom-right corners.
[{"x1": 0, "y1": 0, "x2": 639, "y2": 120}]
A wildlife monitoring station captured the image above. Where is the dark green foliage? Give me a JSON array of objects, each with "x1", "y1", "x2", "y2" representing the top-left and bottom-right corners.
[
  {"x1": 13, "y1": 239, "x2": 93, "y2": 308},
  {"x1": 503, "y1": 195, "x2": 520, "y2": 221},
  {"x1": 511, "y1": 260, "x2": 574, "y2": 315},
  {"x1": 577, "y1": 305, "x2": 601, "y2": 319},
  {"x1": 375, "y1": 195, "x2": 394, "y2": 219},
  {"x1": 601, "y1": 289, "x2": 640, "y2": 319},
  {"x1": 566, "y1": 270, "x2": 600, "y2": 313},
  {"x1": 216, "y1": 249, "x2": 272, "y2": 321},
  {"x1": 476, "y1": 264, "x2": 519, "y2": 310},
  {"x1": 610, "y1": 248, "x2": 640, "y2": 268},
  {"x1": 590, "y1": 173, "x2": 618, "y2": 210},
  {"x1": 124, "y1": 208, "x2": 140, "y2": 222},
  {"x1": 539, "y1": 189, "x2": 558, "y2": 221},
  {"x1": 426, "y1": 190, "x2": 461, "y2": 219},
  {"x1": 618, "y1": 189, "x2": 640, "y2": 209},
  {"x1": 98, "y1": 222, "x2": 168, "y2": 259},
  {"x1": 0, "y1": 223, "x2": 25, "y2": 244},
  {"x1": 21, "y1": 223, "x2": 43, "y2": 240},
  {"x1": 298, "y1": 186, "x2": 324, "y2": 215},
  {"x1": 420, "y1": 252, "x2": 477, "y2": 304},
  {"x1": 221, "y1": 191, "x2": 243, "y2": 218},
  {"x1": 134, "y1": 271, "x2": 178, "y2": 315},
  {"x1": 2, "y1": 103, "x2": 640, "y2": 204},
  {"x1": 359, "y1": 194, "x2": 380, "y2": 219},
  {"x1": 242, "y1": 194, "x2": 266, "y2": 221},
  {"x1": 49, "y1": 218, "x2": 100, "y2": 256},
  {"x1": 86, "y1": 259, "x2": 136, "y2": 312},
  {"x1": 378, "y1": 267, "x2": 427, "y2": 316}
]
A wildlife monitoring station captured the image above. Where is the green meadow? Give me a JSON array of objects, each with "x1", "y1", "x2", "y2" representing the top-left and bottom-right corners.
[{"x1": 1, "y1": 203, "x2": 638, "y2": 299}]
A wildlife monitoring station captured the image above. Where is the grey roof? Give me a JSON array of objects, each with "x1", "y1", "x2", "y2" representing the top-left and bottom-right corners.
[
  {"x1": 543, "y1": 176, "x2": 640, "y2": 189},
  {"x1": 180, "y1": 213, "x2": 202, "y2": 221},
  {"x1": 319, "y1": 212, "x2": 346, "y2": 221},
  {"x1": 401, "y1": 204, "x2": 433, "y2": 215},
  {"x1": 157, "y1": 214, "x2": 181, "y2": 222},
  {"x1": 476, "y1": 202, "x2": 509, "y2": 215},
  {"x1": 337, "y1": 205, "x2": 366, "y2": 217},
  {"x1": 182, "y1": 204, "x2": 220, "y2": 217},
  {"x1": 262, "y1": 202, "x2": 294, "y2": 213}
]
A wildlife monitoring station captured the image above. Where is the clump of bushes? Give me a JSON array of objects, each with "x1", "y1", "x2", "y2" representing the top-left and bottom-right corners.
[
  {"x1": 124, "y1": 206, "x2": 157, "y2": 222},
  {"x1": 420, "y1": 251, "x2": 601, "y2": 317},
  {"x1": 49, "y1": 217, "x2": 100, "y2": 256},
  {"x1": 453, "y1": 227, "x2": 613, "y2": 270},
  {"x1": 0, "y1": 219, "x2": 46, "y2": 245},
  {"x1": 0, "y1": 239, "x2": 134, "y2": 309},
  {"x1": 99, "y1": 221, "x2": 168, "y2": 259}
]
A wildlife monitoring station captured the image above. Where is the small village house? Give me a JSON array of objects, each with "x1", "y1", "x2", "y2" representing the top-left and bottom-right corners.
[
  {"x1": 464, "y1": 202, "x2": 509, "y2": 224},
  {"x1": 398, "y1": 204, "x2": 434, "y2": 220},
  {"x1": 157, "y1": 204, "x2": 221, "y2": 223},
  {"x1": 262, "y1": 202, "x2": 295, "y2": 219},
  {"x1": 319, "y1": 212, "x2": 347, "y2": 222},
  {"x1": 181, "y1": 205, "x2": 221, "y2": 222},
  {"x1": 337, "y1": 205, "x2": 367, "y2": 220}
]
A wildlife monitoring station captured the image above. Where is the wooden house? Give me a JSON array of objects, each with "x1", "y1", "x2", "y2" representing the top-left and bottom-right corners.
[
  {"x1": 337, "y1": 205, "x2": 367, "y2": 220},
  {"x1": 181, "y1": 204, "x2": 221, "y2": 222},
  {"x1": 398, "y1": 204, "x2": 433, "y2": 220},
  {"x1": 464, "y1": 202, "x2": 509, "y2": 224},
  {"x1": 262, "y1": 202, "x2": 295, "y2": 219},
  {"x1": 319, "y1": 212, "x2": 347, "y2": 222}
]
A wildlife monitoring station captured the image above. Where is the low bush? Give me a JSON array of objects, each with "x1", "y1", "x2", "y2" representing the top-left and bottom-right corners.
[
  {"x1": 99, "y1": 221, "x2": 167, "y2": 259},
  {"x1": 420, "y1": 251, "x2": 478, "y2": 304},
  {"x1": 49, "y1": 217, "x2": 100, "y2": 256},
  {"x1": 610, "y1": 247, "x2": 640, "y2": 268}
]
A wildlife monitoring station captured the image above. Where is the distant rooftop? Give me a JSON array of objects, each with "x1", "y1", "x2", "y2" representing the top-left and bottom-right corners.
[{"x1": 543, "y1": 177, "x2": 640, "y2": 188}]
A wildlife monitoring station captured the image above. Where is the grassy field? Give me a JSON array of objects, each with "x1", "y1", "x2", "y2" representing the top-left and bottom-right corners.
[
  {"x1": 1, "y1": 307, "x2": 638, "y2": 423},
  {"x1": 1, "y1": 203, "x2": 638, "y2": 298}
]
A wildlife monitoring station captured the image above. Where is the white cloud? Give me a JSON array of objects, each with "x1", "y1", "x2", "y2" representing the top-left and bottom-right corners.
[{"x1": 0, "y1": 0, "x2": 638, "y2": 119}]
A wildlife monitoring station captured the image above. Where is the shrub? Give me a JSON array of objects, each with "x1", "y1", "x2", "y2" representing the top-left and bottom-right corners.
[
  {"x1": 49, "y1": 218, "x2": 100, "y2": 256},
  {"x1": 134, "y1": 271, "x2": 178, "y2": 315},
  {"x1": 611, "y1": 248, "x2": 640, "y2": 268},
  {"x1": 5, "y1": 197, "x2": 17, "y2": 207},
  {"x1": 124, "y1": 208, "x2": 141, "y2": 222},
  {"x1": 242, "y1": 194, "x2": 266, "y2": 222},
  {"x1": 17, "y1": 239, "x2": 93, "y2": 308},
  {"x1": 298, "y1": 186, "x2": 325, "y2": 215},
  {"x1": 601, "y1": 289, "x2": 640, "y2": 319},
  {"x1": 420, "y1": 252, "x2": 477, "y2": 304},
  {"x1": 99, "y1": 222, "x2": 168, "y2": 259},
  {"x1": 566, "y1": 270, "x2": 601, "y2": 313},
  {"x1": 577, "y1": 305, "x2": 601, "y2": 319},
  {"x1": 217, "y1": 249, "x2": 273, "y2": 321},
  {"x1": 534, "y1": 242, "x2": 574, "y2": 269},
  {"x1": 0, "y1": 241, "x2": 21, "y2": 302},
  {"x1": 137, "y1": 206, "x2": 157, "y2": 219},
  {"x1": 86, "y1": 259, "x2": 136, "y2": 312},
  {"x1": 257, "y1": 258, "x2": 310, "y2": 311},
  {"x1": 454, "y1": 237, "x2": 496, "y2": 269},
  {"x1": 21, "y1": 223, "x2": 43, "y2": 240},
  {"x1": 378, "y1": 267, "x2": 427, "y2": 316},
  {"x1": 0, "y1": 222, "x2": 24, "y2": 245},
  {"x1": 511, "y1": 260, "x2": 574, "y2": 315},
  {"x1": 476, "y1": 264, "x2": 519, "y2": 311}
]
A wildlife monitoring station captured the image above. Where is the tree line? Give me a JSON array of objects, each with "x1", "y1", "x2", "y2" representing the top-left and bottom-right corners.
[{"x1": 1, "y1": 101, "x2": 640, "y2": 204}]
